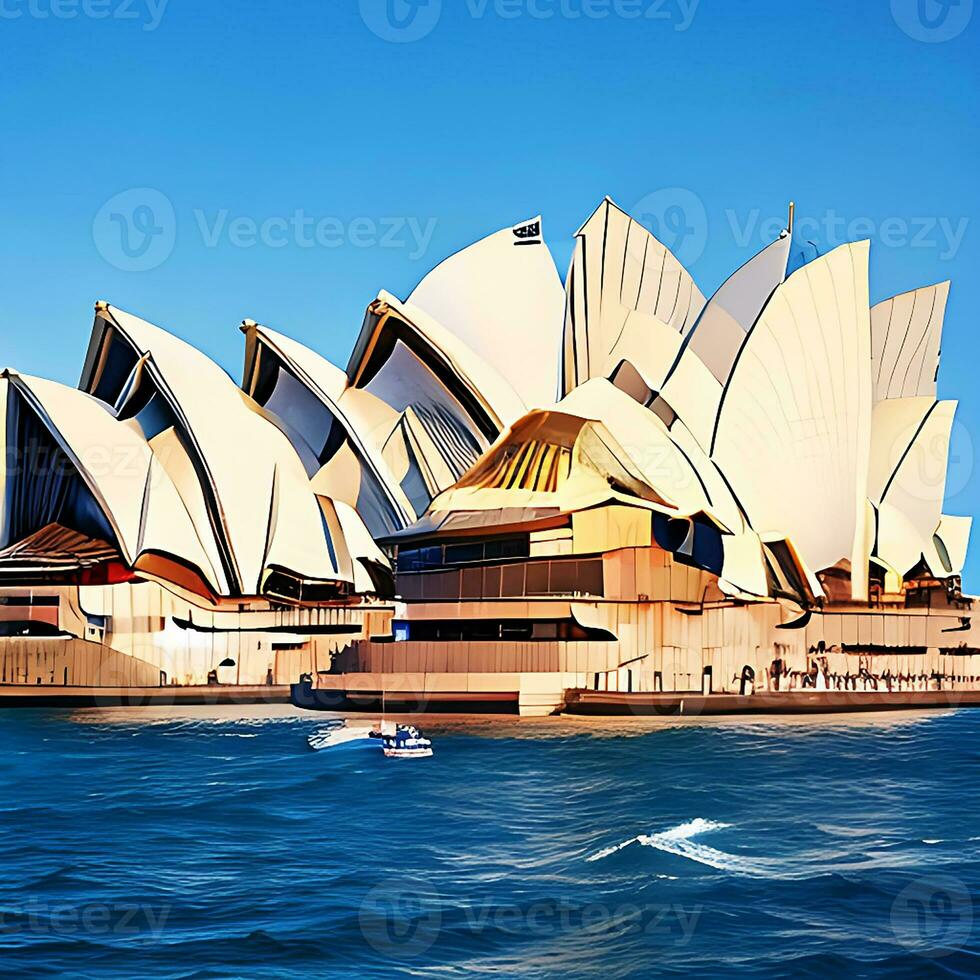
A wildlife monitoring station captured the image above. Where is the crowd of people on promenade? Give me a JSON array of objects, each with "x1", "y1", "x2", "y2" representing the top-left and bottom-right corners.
[{"x1": 757, "y1": 644, "x2": 978, "y2": 695}]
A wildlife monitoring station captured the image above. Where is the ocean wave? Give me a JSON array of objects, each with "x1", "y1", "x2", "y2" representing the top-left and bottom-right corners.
[
  {"x1": 588, "y1": 818, "x2": 736, "y2": 865},
  {"x1": 589, "y1": 818, "x2": 980, "y2": 881},
  {"x1": 634, "y1": 819, "x2": 779, "y2": 876},
  {"x1": 11, "y1": 864, "x2": 100, "y2": 892}
]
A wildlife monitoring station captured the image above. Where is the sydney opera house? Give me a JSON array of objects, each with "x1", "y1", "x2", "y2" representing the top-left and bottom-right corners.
[{"x1": 1, "y1": 199, "x2": 977, "y2": 713}]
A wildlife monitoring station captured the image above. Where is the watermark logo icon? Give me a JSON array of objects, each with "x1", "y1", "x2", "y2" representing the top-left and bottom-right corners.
[
  {"x1": 892, "y1": 0, "x2": 973, "y2": 42},
  {"x1": 632, "y1": 187, "x2": 709, "y2": 267},
  {"x1": 891, "y1": 874, "x2": 973, "y2": 955},
  {"x1": 93, "y1": 188, "x2": 175, "y2": 272},
  {"x1": 889, "y1": 413, "x2": 974, "y2": 504},
  {"x1": 944, "y1": 417, "x2": 974, "y2": 501},
  {"x1": 360, "y1": 0, "x2": 442, "y2": 42},
  {"x1": 358, "y1": 878, "x2": 442, "y2": 957}
]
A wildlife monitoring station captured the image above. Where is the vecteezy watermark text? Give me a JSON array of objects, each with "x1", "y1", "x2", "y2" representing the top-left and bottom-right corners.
[
  {"x1": 1, "y1": 900, "x2": 171, "y2": 941},
  {"x1": 359, "y1": 0, "x2": 699, "y2": 43},
  {"x1": 193, "y1": 210, "x2": 438, "y2": 259},
  {"x1": 92, "y1": 188, "x2": 439, "y2": 272},
  {"x1": 358, "y1": 878, "x2": 702, "y2": 959},
  {"x1": 629, "y1": 188, "x2": 970, "y2": 269},
  {"x1": 0, "y1": 0, "x2": 168, "y2": 31},
  {"x1": 463, "y1": 0, "x2": 699, "y2": 29},
  {"x1": 728, "y1": 208, "x2": 969, "y2": 261}
]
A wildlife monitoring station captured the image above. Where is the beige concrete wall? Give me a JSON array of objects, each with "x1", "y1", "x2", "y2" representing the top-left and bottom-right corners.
[
  {"x1": 4, "y1": 543, "x2": 977, "y2": 696},
  {"x1": 0, "y1": 637, "x2": 161, "y2": 687},
  {"x1": 348, "y1": 550, "x2": 980, "y2": 696},
  {"x1": 0, "y1": 581, "x2": 394, "y2": 687},
  {"x1": 339, "y1": 638, "x2": 624, "y2": 676}
]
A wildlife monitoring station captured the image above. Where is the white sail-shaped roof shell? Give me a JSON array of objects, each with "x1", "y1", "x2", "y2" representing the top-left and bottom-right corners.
[
  {"x1": 1, "y1": 371, "x2": 224, "y2": 596},
  {"x1": 347, "y1": 291, "x2": 525, "y2": 431},
  {"x1": 659, "y1": 233, "x2": 791, "y2": 453},
  {"x1": 711, "y1": 242, "x2": 873, "y2": 597},
  {"x1": 557, "y1": 379, "x2": 743, "y2": 532},
  {"x1": 868, "y1": 397, "x2": 938, "y2": 506},
  {"x1": 682, "y1": 232, "x2": 791, "y2": 386},
  {"x1": 5, "y1": 372, "x2": 146, "y2": 561},
  {"x1": 81, "y1": 307, "x2": 347, "y2": 596},
  {"x1": 408, "y1": 216, "x2": 565, "y2": 410},
  {"x1": 340, "y1": 291, "x2": 527, "y2": 511},
  {"x1": 871, "y1": 281, "x2": 948, "y2": 403},
  {"x1": 867, "y1": 394, "x2": 966, "y2": 578},
  {"x1": 332, "y1": 499, "x2": 390, "y2": 594},
  {"x1": 935, "y1": 514, "x2": 972, "y2": 577},
  {"x1": 875, "y1": 400, "x2": 957, "y2": 576},
  {"x1": 561, "y1": 198, "x2": 706, "y2": 395},
  {"x1": 144, "y1": 424, "x2": 230, "y2": 594},
  {"x1": 242, "y1": 321, "x2": 415, "y2": 533}
]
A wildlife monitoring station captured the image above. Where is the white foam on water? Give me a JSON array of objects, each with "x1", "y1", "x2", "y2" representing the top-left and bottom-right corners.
[
  {"x1": 588, "y1": 819, "x2": 739, "y2": 867},
  {"x1": 586, "y1": 837, "x2": 640, "y2": 862},
  {"x1": 588, "y1": 820, "x2": 980, "y2": 880},
  {"x1": 588, "y1": 818, "x2": 817, "y2": 878},
  {"x1": 307, "y1": 726, "x2": 376, "y2": 751},
  {"x1": 636, "y1": 820, "x2": 781, "y2": 877},
  {"x1": 650, "y1": 818, "x2": 730, "y2": 840}
]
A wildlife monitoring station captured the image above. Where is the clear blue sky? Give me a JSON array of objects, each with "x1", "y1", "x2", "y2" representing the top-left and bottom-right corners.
[{"x1": 2, "y1": 0, "x2": 978, "y2": 585}]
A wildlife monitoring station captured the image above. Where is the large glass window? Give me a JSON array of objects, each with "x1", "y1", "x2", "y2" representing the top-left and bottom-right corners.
[
  {"x1": 394, "y1": 556, "x2": 603, "y2": 600},
  {"x1": 396, "y1": 536, "x2": 529, "y2": 572},
  {"x1": 395, "y1": 619, "x2": 610, "y2": 642}
]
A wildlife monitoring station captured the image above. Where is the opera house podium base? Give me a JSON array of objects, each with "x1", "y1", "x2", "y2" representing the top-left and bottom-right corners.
[
  {"x1": 0, "y1": 684, "x2": 293, "y2": 708},
  {"x1": 288, "y1": 673, "x2": 980, "y2": 718},
  {"x1": 294, "y1": 672, "x2": 541, "y2": 715},
  {"x1": 563, "y1": 688, "x2": 980, "y2": 716},
  {"x1": 5, "y1": 673, "x2": 980, "y2": 716}
]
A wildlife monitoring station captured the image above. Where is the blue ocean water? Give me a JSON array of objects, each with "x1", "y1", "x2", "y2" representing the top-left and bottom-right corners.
[{"x1": 2, "y1": 707, "x2": 980, "y2": 979}]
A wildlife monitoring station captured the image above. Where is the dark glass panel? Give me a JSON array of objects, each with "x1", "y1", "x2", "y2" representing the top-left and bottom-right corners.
[
  {"x1": 501, "y1": 564, "x2": 525, "y2": 597},
  {"x1": 577, "y1": 559, "x2": 604, "y2": 597},
  {"x1": 525, "y1": 563, "x2": 549, "y2": 595}
]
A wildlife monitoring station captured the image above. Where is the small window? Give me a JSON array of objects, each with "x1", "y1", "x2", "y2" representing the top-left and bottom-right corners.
[{"x1": 445, "y1": 542, "x2": 483, "y2": 565}]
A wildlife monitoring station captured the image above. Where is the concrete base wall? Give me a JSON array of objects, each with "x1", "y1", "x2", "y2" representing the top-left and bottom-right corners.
[{"x1": 0, "y1": 580, "x2": 394, "y2": 688}]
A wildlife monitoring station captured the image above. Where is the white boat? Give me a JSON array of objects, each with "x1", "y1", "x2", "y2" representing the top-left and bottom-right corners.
[
  {"x1": 307, "y1": 719, "x2": 433, "y2": 758},
  {"x1": 380, "y1": 722, "x2": 433, "y2": 759}
]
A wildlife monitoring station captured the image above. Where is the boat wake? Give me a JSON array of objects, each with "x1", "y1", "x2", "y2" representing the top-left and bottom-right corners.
[
  {"x1": 588, "y1": 818, "x2": 775, "y2": 876},
  {"x1": 589, "y1": 817, "x2": 980, "y2": 880},
  {"x1": 307, "y1": 726, "x2": 375, "y2": 751},
  {"x1": 587, "y1": 818, "x2": 731, "y2": 861}
]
